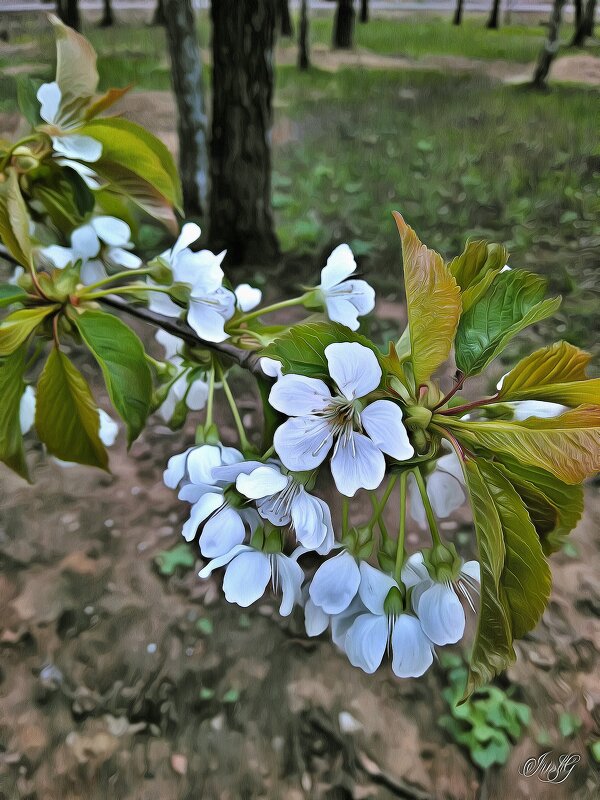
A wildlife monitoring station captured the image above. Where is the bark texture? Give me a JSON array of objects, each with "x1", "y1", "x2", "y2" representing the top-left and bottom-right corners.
[
  {"x1": 532, "y1": 0, "x2": 566, "y2": 88},
  {"x1": 100, "y1": 0, "x2": 114, "y2": 27},
  {"x1": 486, "y1": 0, "x2": 502, "y2": 28},
  {"x1": 163, "y1": 0, "x2": 208, "y2": 218},
  {"x1": 209, "y1": 0, "x2": 279, "y2": 264},
  {"x1": 298, "y1": 0, "x2": 310, "y2": 70},
  {"x1": 453, "y1": 0, "x2": 464, "y2": 25},
  {"x1": 333, "y1": 0, "x2": 355, "y2": 49}
]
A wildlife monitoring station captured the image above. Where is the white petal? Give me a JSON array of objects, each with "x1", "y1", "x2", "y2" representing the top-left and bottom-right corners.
[
  {"x1": 391, "y1": 615, "x2": 434, "y2": 678},
  {"x1": 106, "y1": 247, "x2": 142, "y2": 269},
  {"x1": 305, "y1": 597, "x2": 329, "y2": 636},
  {"x1": 345, "y1": 614, "x2": 388, "y2": 674},
  {"x1": 222, "y1": 550, "x2": 271, "y2": 607},
  {"x1": 407, "y1": 473, "x2": 427, "y2": 529},
  {"x1": 178, "y1": 482, "x2": 216, "y2": 504},
  {"x1": 186, "y1": 378, "x2": 209, "y2": 411},
  {"x1": 323, "y1": 295, "x2": 361, "y2": 331},
  {"x1": 309, "y1": 550, "x2": 360, "y2": 614},
  {"x1": 236, "y1": 465, "x2": 288, "y2": 500},
  {"x1": 360, "y1": 399, "x2": 414, "y2": 460},
  {"x1": 260, "y1": 357, "x2": 283, "y2": 379},
  {"x1": 187, "y1": 289, "x2": 235, "y2": 343},
  {"x1": 274, "y1": 416, "x2": 333, "y2": 472},
  {"x1": 331, "y1": 595, "x2": 366, "y2": 651},
  {"x1": 314, "y1": 499, "x2": 336, "y2": 555},
  {"x1": 269, "y1": 374, "x2": 332, "y2": 416},
  {"x1": 79, "y1": 259, "x2": 107, "y2": 286},
  {"x1": 37, "y1": 81, "x2": 61, "y2": 124},
  {"x1": 163, "y1": 447, "x2": 193, "y2": 488},
  {"x1": 461, "y1": 560, "x2": 481, "y2": 584},
  {"x1": 181, "y1": 492, "x2": 223, "y2": 542},
  {"x1": 235, "y1": 283, "x2": 262, "y2": 311},
  {"x1": 174, "y1": 249, "x2": 224, "y2": 291},
  {"x1": 341, "y1": 279, "x2": 376, "y2": 315},
  {"x1": 323, "y1": 279, "x2": 375, "y2": 331},
  {"x1": 401, "y1": 551, "x2": 431, "y2": 588},
  {"x1": 147, "y1": 281, "x2": 182, "y2": 317},
  {"x1": 199, "y1": 505, "x2": 245, "y2": 557},
  {"x1": 55, "y1": 158, "x2": 102, "y2": 189},
  {"x1": 91, "y1": 216, "x2": 131, "y2": 247},
  {"x1": 170, "y1": 222, "x2": 201, "y2": 262},
  {"x1": 39, "y1": 244, "x2": 74, "y2": 270},
  {"x1": 212, "y1": 459, "x2": 263, "y2": 485},
  {"x1": 187, "y1": 444, "x2": 225, "y2": 486},
  {"x1": 19, "y1": 386, "x2": 36, "y2": 434},
  {"x1": 198, "y1": 544, "x2": 253, "y2": 578},
  {"x1": 358, "y1": 561, "x2": 397, "y2": 616},
  {"x1": 437, "y1": 451, "x2": 464, "y2": 483},
  {"x1": 330, "y1": 431, "x2": 385, "y2": 497},
  {"x1": 416, "y1": 582, "x2": 465, "y2": 646},
  {"x1": 320, "y1": 243, "x2": 356, "y2": 290},
  {"x1": 290, "y1": 487, "x2": 328, "y2": 550},
  {"x1": 52, "y1": 134, "x2": 102, "y2": 162},
  {"x1": 496, "y1": 372, "x2": 508, "y2": 391},
  {"x1": 71, "y1": 224, "x2": 100, "y2": 260},
  {"x1": 274, "y1": 554, "x2": 304, "y2": 616},
  {"x1": 325, "y1": 342, "x2": 381, "y2": 400},
  {"x1": 510, "y1": 401, "x2": 567, "y2": 421},
  {"x1": 98, "y1": 409, "x2": 118, "y2": 446},
  {"x1": 155, "y1": 329, "x2": 182, "y2": 361},
  {"x1": 428, "y1": 471, "x2": 465, "y2": 519}
]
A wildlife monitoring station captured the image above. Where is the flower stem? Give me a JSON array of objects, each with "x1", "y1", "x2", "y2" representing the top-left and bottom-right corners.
[
  {"x1": 413, "y1": 467, "x2": 442, "y2": 547},
  {"x1": 81, "y1": 267, "x2": 153, "y2": 293},
  {"x1": 205, "y1": 364, "x2": 215, "y2": 428},
  {"x1": 394, "y1": 471, "x2": 408, "y2": 582},
  {"x1": 237, "y1": 294, "x2": 309, "y2": 325},
  {"x1": 218, "y1": 364, "x2": 250, "y2": 452},
  {"x1": 369, "y1": 475, "x2": 398, "y2": 541}
]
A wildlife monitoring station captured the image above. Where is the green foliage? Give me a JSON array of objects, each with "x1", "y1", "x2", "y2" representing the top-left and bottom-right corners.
[
  {"x1": 558, "y1": 712, "x2": 582, "y2": 739},
  {"x1": 447, "y1": 240, "x2": 507, "y2": 312},
  {"x1": 439, "y1": 653, "x2": 530, "y2": 770},
  {"x1": 0, "y1": 169, "x2": 32, "y2": 268},
  {"x1": 0, "y1": 346, "x2": 29, "y2": 479},
  {"x1": 154, "y1": 542, "x2": 196, "y2": 576},
  {"x1": 0, "y1": 306, "x2": 57, "y2": 357},
  {"x1": 0, "y1": 284, "x2": 29, "y2": 309}
]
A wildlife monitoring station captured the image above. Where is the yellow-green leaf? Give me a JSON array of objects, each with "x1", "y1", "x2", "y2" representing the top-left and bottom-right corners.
[
  {"x1": 0, "y1": 305, "x2": 57, "y2": 356},
  {"x1": 393, "y1": 211, "x2": 461, "y2": 385},
  {"x1": 448, "y1": 240, "x2": 508, "y2": 312},
  {"x1": 0, "y1": 346, "x2": 29, "y2": 479},
  {"x1": 0, "y1": 169, "x2": 33, "y2": 268},
  {"x1": 49, "y1": 14, "x2": 98, "y2": 110}
]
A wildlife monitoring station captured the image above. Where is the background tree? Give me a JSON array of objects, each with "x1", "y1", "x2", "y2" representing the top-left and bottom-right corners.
[
  {"x1": 574, "y1": 0, "x2": 583, "y2": 29},
  {"x1": 532, "y1": 0, "x2": 566, "y2": 88},
  {"x1": 360, "y1": 0, "x2": 370, "y2": 24},
  {"x1": 56, "y1": 0, "x2": 80, "y2": 31},
  {"x1": 333, "y1": 0, "x2": 355, "y2": 49},
  {"x1": 151, "y1": 0, "x2": 165, "y2": 27},
  {"x1": 163, "y1": 0, "x2": 208, "y2": 218},
  {"x1": 99, "y1": 0, "x2": 114, "y2": 27},
  {"x1": 298, "y1": 0, "x2": 310, "y2": 70},
  {"x1": 486, "y1": 0, "x2": 502, "y2": 29},
  {"x1": 453, "y1": 0, "x2": 464, "y2": 25},
  {"x1": 209, "y1": 0, "x2": 279, "y2": 264},
  {"x1": 279, "y1": 0, "x2": 294, "y2": 37},
  {"x1": 571, "y1": 0, "x2": 596, "y2": 45}
]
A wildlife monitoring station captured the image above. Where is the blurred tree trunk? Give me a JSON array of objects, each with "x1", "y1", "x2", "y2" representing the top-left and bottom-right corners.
[
  {"x1": 571, "y1": 0, "x2": 596, "y2": 45},
  {"x1": 333, "y1": 0, "x2": 355, "y2": 48},
  {"x1": 100, "y1": 0, "x2": 114, "y2": 27},
  {"x1": 360, "y1": 0, "x2": 370, "y2": 23},
  {"x1": 298, "y1": 0, "x2": 310, "y2": 69},
  {"x1": 279, "y1": 0, "x2": 294, "y2": 37},
  {"x1": 56, "y1": 0, "x2": 80, "y2": 31},
  {"x1": 574, "y1": 0, "x2": 583, "y2": 28},
  {"x1": 532, "y1": 0, "x2": 566, "y2": 88},
  {"x1": 152, "y1": 0, "x2": 165, "y2": 26},
  {"x1": 209, "y1": 0, "x2": 279, "y2": 264},
  {"x1": 453, "y1": 0, "x2": 464, "y2": 25},
  {"x1": 486, "y1": 0, "x2": 502, "y2": 28},
  {"x1": 163, "y1": 0, "x2": 208, "y2": 217}
]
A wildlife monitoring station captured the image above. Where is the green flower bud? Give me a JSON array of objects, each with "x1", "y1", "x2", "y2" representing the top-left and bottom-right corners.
[
  {"x1": 383, "y1": 585, "x2": 405, "y2": 616},
  {"x1": 421, "y1": 542, "x2": 462, "y2": 583}
]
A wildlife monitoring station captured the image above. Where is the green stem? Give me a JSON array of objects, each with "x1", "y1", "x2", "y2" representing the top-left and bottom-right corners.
[
  {"x1": 262, "y1": 445, "x2": 275, "y2": 460},
  {"x1": 82, "y1": 284, "x2": 172, "y2": 301},
  {"x1": 342, "y1": 496, "x2": 350, "y2": 536},
  {"x1": 0, "y1": 135, "x2": 40, "y2": 170},
  {"x1": 81, "y1": 267, "x2": 153, "y2": 293},
  {"x1": 205, "y1": 365, "x2": 215, "y2": 428},
  {"x1": 369, "y1": 475, "x2": 398, "y2": 541},
  {"x1": 413, "y1": 467, "x2": 442, "y2": 547},
  {"x1": 394, "y1": 471, "x2": 408, "y2": 582},
  {"x1": 237, "y1": 294, "x2": 309, "y2": 325},
  {"x1": 218, "y1": 364, "x2": 250, "y2": 451}
]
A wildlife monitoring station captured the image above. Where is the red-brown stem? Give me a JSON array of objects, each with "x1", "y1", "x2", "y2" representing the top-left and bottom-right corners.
[
  {"x1": 432, "y1": 371, "x2": 465, "y2": 411},
  {"x1": 436, "y1": 394, "x2": 499, "y2": 417}
]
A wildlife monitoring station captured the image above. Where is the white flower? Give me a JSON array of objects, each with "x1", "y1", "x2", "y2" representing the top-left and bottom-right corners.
[
  {"x1": 155, "y1": 330, "x2": 208, "y2": 422},
  {"x1": 234, "y1": 283, "x2": 262, "y2": 312},
  {"x1": 402, "y1": 552, "x2": 480, "y2": 646},
  {"x1": 199, "y1": 544, "x2": 303, "y2": 615},
  {"x1": 408, "y1": 452, "x2": 465, "y2": 528},
  {"x1": 19, "y1": 386, "x2": 36, "y2": 434},
  {"x1": 269, "y1": 342, "x2": 414, "y2": 496},
  {"x1": 303, "y1": 586, "x2": 366, "y2": 644},
  {"x1": 308, "y1": 550, "x2": 361, "y2": 614},
  {"x1": 317, "y1": 244, "x2": 375, "y2": 331},
  {"x1": 510, "y1": 401, "x2": 567, "y2": 421},
  {"x1": 344, "y1": 562, "x2": 434, "y2": 678},
  {"x1": 234, "y1": 462, "x2": 334, "y2": 553},
  {"x1": 260, "y1": 357, "x2": 283, "y2": 380}
]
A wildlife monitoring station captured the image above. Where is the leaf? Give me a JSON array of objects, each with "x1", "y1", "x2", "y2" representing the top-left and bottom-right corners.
[
  {"x1": 448, "y1": 240, "x2": 508, "y2": 312},
  {"x1": 0, "y1": 346, "x2": 29, "y2": 479},
  {"x1": 393, "y1": 212, "x2": 461, "y2": 385},
  {"x1": 0, "y1": 169, "x2": 33, "y2": 267},
  {"x1": 0, "y1": 306, "x2": 57, "y2": 356},
  {"x1": 35, "y1": 347, "x2": 108, "y2": 469},
  {"x1": 454, "y1": 269, "x2": 561, "y2": 376},
  {"x1": 439, "y1": 406, "x2": 600, "y2": 484},
  {"x1": 16, "y1": 76, "x2": 43, "y2": 127},
  {"x1": 84, "y1": 85, "x2": 131, "y2": 120},
  {"x1": 49, "y1": 14, "x2": 99, "y2": 110},
  {"x1": 72, "y1": 310, "x2": 152, "y2": 445},
  {"x1": 497, "y1": 340, "x2": 599, "y2": 406},
  {"x1": 154, "y1": 543, "x2": 195, "y2": 576},
  {"x1": 0, "y1": 284, "x2": 29, "y2": 308}
]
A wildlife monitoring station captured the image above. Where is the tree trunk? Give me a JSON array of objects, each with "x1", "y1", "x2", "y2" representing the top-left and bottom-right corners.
[
  {"x1": 571, "y1": 0, "x2": 596, "y2": 45},
  {"x1": 279, "y1": 0, "x2": 294, "y2": 37},
  {"x1": 360, "y1": 0, "x2": 369, "y2": 23},
  {"x1": 162, "y1": 0, "x2": 208, "y2": 218},
  {"x1": 100, "y1": 0, "x2": 114, "y2": 27},
  {"x1": 574, "y1": 0, "x2": 583, "y2": 28},
  {"x1": 56, "y1": 0, "x2": 80, "y2": 30},
  {"x1": 453, "y1": 0, "x2": 464, "y2": 25},
  {"x1": 532, "y1": 0, "x2": 566, "y2": 88},
  {"x1": 209, "y1": 0, "x2": 279, "y2": 264},
  {"x1": 486, "y1": 0, "x2": 502, "y2": 29},
  {"x1": 333, "y1": 0, "x2": 355, "y2": 49},
  {"x1": 298, "y1": 0, "x2": 310, "y2": 70},
  {"x1": 151, "y1": 0, "x2": 165, "y2": 26}
]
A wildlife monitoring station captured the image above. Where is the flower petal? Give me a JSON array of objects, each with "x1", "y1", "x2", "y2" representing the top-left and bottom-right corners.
[
  {"x1": 305, "y1": 597, "x2": 330, "y2": 636},
  {"x1": 37, "y1": 81, "x2": 61, "y2": 124},
  {"x1": 235, "y1": 283, "x2": 262, "y2": 311},
  {"x1": 331, "y1": 595, "x2": 366, "y2": 651},
  {"x1": 360, "y1": 399, "x2": 414, "y2": 460},
  {"x1": 260, "y1": 357, "x2": 283, "y2": 379},
  {"x1": 510, "y1": 401, "x2": 567, "y2": 421},
  {"x1": 186, "y1": 378, "x2": 209, "y2": 411},
  {"x1": 163, "y1": 447, "x2": 193, "y2": 488},
  {"x1": 325, "y1": 342, "x2": 381, "y2": 400},
  {"x1": 320, "y1": 243, "x2": 356, "y2": 290},
  {"x1": 415, "y1": 582, "x2": 465, "y2": 646},
  {"x1": 19, "y1": 386, "x2": 36, "y2": 434},
  {"x1": 427, "y1": 470, "x2": 465, "y2": 519},
  {"x1": 236, "y1": 465, "x2": 289, "y2": 500},
  {"x1": 174, "y1": 249, "x2": 224, "y2": 291},
  {"x1": 274, "y1": 554, "x2": 304, "y2": 616},
  {"x1": 407, "y1": 473, "x2": 427, "y2": 529},
  {"x1": 91, "y1": 216, "x2": 132, "y2": 247},
  {"x1": 187, "y1": 445, "x2": 225, "y2": 486},
  {"x1": 269, "y1": 374, "x2": 332, "y2": 416},
  {"x1": 274, "y1": 416, "x2": 333, "y2": 472},
  {"x1": 212, "y1": 459, "x2": 263, "y2": 485},
  {"x1": 401, "y1": 551, "x2": 431, "y2": 588},
  {"x1": 147, "y1": 281, "x2": 182, "y2": 317},
  {"x1": 187, "y1": 289, "x2": 235, "y2": 342},
  {"x1": 80, "y1": 259, "x2": 107, "y2": 286},
  {"x1": 71, "y1": 224, "x2": 100, "y2": 260},
  {"x1": 330, "y1": 431, "x2": 385, "y2": 497},
  {"x1": 106, "y1": 247, "x2": 142, "y2": 269},
  {"x1": 358, "y1": 561, "x2": 397, "y2": 615},
  {"x1": 390, "y1": 615, "x2": 434, "y2": 678},
  {"x1": 437, "y1": 451, "x2": 464, "y2": 483},
  {"x1": 461, "y1": 560, "x2": 481, "y2": 584},
  {"x1": 198, "y1": 544, "x2": 253, "y2": 578},
  {"x1": 52, "y1": 134, "x2": 102, "y2": 162},
  {"x1": 222, "y1": 550, "x2": 271, "y2": 607},
  {"x1": 345, "y1": 613, "x2": 388, "y2": 674},
  {"x1": 290, "y1": 487, "x2": 329, "y2": 550},
  {"x1": 181, "y1": 492, "x2": 223, "y2": 542},
  {"x1": 199, "y1": 505, "x2": 245, "y2": 557},
  {"x1": 155, "y1": 329, "x2": 182, "y2": 361},
  {"x1": 170, "y1": 222, "x2": 201, "y2": 262},
  {"x1": 98, "y1": 409, "x2": 118, "y2": 446},
  {"x1": 39, "y1": 244, "x2": 74, "y2": 270},
  {"x1": 323, "y1": 295, "x2": 362, "y2": 331},
  {"x1": 309, "y1": 550, "x2": 360, "y2": 614}
]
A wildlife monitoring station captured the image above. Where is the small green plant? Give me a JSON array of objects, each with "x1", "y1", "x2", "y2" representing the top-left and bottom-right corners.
[
  {"x1": 154, "y1": 542, "x2": 196, "y2": 576},
  {"x1": 439, "y1": 653, "x2": 531, "y2": 769}
]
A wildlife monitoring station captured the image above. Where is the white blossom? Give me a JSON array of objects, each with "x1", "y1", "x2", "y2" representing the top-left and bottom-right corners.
[
  {"x1": 308, "y1": 550, "x2": 361, "y2": 615},
  {"x1": 318, "y1": 244, "x2": 375, "y2": 330},
  {"x1": 408, "y1": 451, "x2": 466, "y2": 528},
  {"x1": 155, "y1": 330, "x2": 208, "y2": 422},
  {"x1": 260, "y1": 357, "x2": 283, "y2": 380},
  {"x1": 234, "y1": 283, "x2": 262, "y2": 312},
  {"x1": 269, "y1": 342, "x2": 413, "y2": 496}
]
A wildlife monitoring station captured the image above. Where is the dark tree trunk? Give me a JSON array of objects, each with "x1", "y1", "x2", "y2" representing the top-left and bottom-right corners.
[
  {"x1": 279, "y1": 0, "x2": 294, "y2": 37},
  {"x1": 151, "y1": 0, "x2": 166, "y2": 26},
  {"x1": 571, "y1": 0, "x2": 596, "y2": 45},
  {"x1": 209, "y1": 0, "x2": 279, "y2": 264},
  {"x1": 333, "y1": 0, "x2": 355, "y2": 49},
  {"x1": 298, "y1": 0, "x2": 310, "y2": 69},
  {"x1": 56, "y1": 0, "x2": 80, "y2": 31},
  {"x1": 163, "y1": 0, "x2": 208, "y2": 218},
  {"x1": 453, "y1": 0, "x2": 464, "y2": 25},
  {"x1": 360, "y1": 0, "x2": 369, "y2": 23},
  {"x1": 486, "y1": 0, "x2": 502, "y2": 28},
  {"x1": 574, "y1": 0, "x2": 583, "y2": 28},
  {"x1": 532, "y1": 0, "x2": 566, "y2": 88},
  {"x1": 99, "y1": 0, "x2": 114, "y2": 27}
]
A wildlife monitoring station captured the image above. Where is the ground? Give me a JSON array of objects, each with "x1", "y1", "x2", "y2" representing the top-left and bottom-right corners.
[{"x1": 1, "y1": 9, "x2": 600, "y2": 800}]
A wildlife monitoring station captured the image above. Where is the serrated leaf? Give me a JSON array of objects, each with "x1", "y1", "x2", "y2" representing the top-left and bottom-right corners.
[
  {"x1": 0, "y1": 305, "x2": 57, "y2": 356},
  {"x1": 439, "y1": 406, "x2": 600, "y2": 484},
  {"x1": 392, "y1": 212, "x2": 461, "y2": 385},
  {"x1": 35, "y1": 347, "x2": 108, "y2": 469},
  {"x1": 497, "y1": 340, "x2": 598, "y2": 406},
  {"x1": 0, "y1": 284, "x2": 29, "y2": 308},
  {"x1": 0, "y1": 346, "x2": 29, "y2": 479},
  {"x1": 72, "y1": 310, "x2": 152, "y2": 445},
  {"x1": 0, "y1": 169, "x2": 33, "y2": 267},
  {"x1": 448, "y1": 240, "x2": 508, "y2": 312},
  {"x1": 455, "y1": 269, "x2": 561, "y2": 376}
]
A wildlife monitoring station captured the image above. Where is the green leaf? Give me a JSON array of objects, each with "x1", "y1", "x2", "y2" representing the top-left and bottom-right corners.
[
  {"x1": 448, "y1": 240, "x2": 508, "y2": 312},
  {"x1": 0, "y1": 346, "x2": 29, "y2": 479},
  {"x1": 16, "y1": 76, "x2": 43, "y2": 127},
  {"x1": 0, "y1": 305, "x2": 57, "y2": 356},
  {"x1": 0, "y1": 169, "x2": 33, "y2": 267},
  {"x1": 439, "y1": 406, "x2": 600, "y2": 485},
  {"x1": 72, "y1": 310, "x2": 152, "y2": 445},
  {"x1": 497, "y1": 340, "x2": 599, "y2": 406},
  {"x1": 154, "y1": 542, "x2": 195, "y2": 576},
  {"x1": 393, "y1": 212, "x2": 461, "y2": 385},
  {"x1": 49, "y1": 14, "x2": 99, "y2": 116},
  {"x1": 35, "y1": 347, "x2": 108, "y2": 469},
  {"x1": 0, "y1": 284, "x2": 29, "y2": 308},
  {"x1": 454, "y1": 269, "x2": 561, "y2": 376}
]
